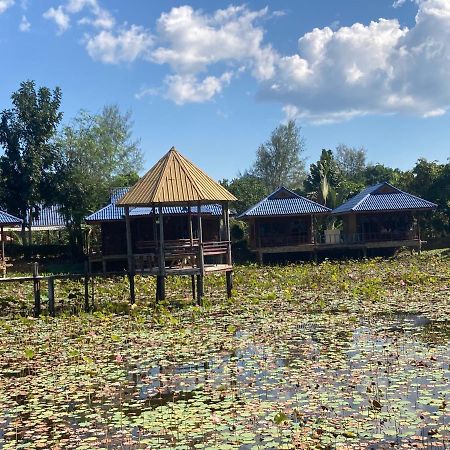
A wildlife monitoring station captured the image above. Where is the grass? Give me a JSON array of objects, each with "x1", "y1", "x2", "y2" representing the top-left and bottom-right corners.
[{"x1": 0, "y1": 251, "x2": 449, "y2": 449}]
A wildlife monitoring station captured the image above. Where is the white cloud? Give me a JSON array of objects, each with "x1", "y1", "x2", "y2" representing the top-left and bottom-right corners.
[
  {"x1": 44, "y1": 0, "x2": 114, "y2": 34},
  {"x1": 257, "y1": 0, "x2": 450, "y2": 122},
  {"x1": 19, "y1": 14, "x2": 30, "y2": 31},
  {"x1": 0, "y1": 0, "x2": 14, "y2": 14},
  {"x1": 165, "y1": 72, "x2": 232, "y2": 105},
  {"x1": 152, "y1": 5, "x2": 275, "y2": 79},
  {"x1": 43, "y1": 6, "x2": 70, "y2": 34},
  {"x1": 85, "y1": 25, "x2": 153, "y2": 64}
]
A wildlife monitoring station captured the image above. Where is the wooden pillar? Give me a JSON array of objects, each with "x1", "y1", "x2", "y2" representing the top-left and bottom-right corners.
[
  {"x1": 197, "y1": 203, "x2": 204, "y2": 305},
  {"x1": 125, "y1": 206, "x2": 135, "y2": 303},
  {"x1": 1, "y1": 226, "x2": 5, "y2": 278},
  {"x1": 188, "y1": 206, "x2": 193, "y2": 245},
  {"x1": 226, "y1": 271, "x2": 233, "y2": 298},
  {"x1": 196, "y1": 274, "x2": 203, "y2": 306},
  {"x1": 48, "y1": 276, "x2": 55, "y2": 317},
  {"x1": 224, "y1": 202, "x2": 232, "y2": 266},
  {"x1": 33, "y1": 262, "x2": 41, "y2": 318},
  {"x1": 310, "y1": 215, "x2": 314, "y2": 244},
  {"x1": 157, "y1": 207, "x2": 166, "y2": 301},
  {"x1": 84, "y1": 262, "x2": 90, "y2": 312},
  {"x1": 191, "y1": 275, "x2": 196, "y2": 299}
]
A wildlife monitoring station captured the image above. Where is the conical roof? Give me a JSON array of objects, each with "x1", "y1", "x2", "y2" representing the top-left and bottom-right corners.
[{"x1": 117, "y1": 147, "x2": 237, "y2": 206}]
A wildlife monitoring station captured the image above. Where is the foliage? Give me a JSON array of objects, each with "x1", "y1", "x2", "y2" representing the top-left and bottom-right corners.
[
  {"x1": 55, "y1": 105, "x2": 143, "y2": 252},
  {"x1": 252, "y1": 120, "x2": 306, "y2": 192},
  {"x1": 335, "y1": 143, "x2": 367, "y2": 180},
  {"x1": 305, "y1": 149, "x2": 341, "y2": 207},
  {"x1": 0, "y1": 253, "x2": 449, "y2": 448},
  {"x1": 221, "y1": 172, "x2": 267, "y2": 214},
  {"x1": 0, "y1": 80, "x2": 63, "y2": 242}
]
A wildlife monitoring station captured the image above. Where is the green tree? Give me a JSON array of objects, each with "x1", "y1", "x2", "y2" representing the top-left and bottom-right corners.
[
  {"x1": 335, "y1": 144, "x2": 367, "y2": 180},
  {"x1": 56, "y1": 105, "x2": 143, "y2": 253},
  {"x1": 0, "y1": 80, "x2": 63, "y2": 244},
  {"x1": 305, "y1": 149, "x2": 341, "y2": 207},
  {"x1": 221, "y1": 173, "x2": 267, "y2": 215},
  {"x1": 252, "y1": 120, "x2": 306, "y2": 192}
]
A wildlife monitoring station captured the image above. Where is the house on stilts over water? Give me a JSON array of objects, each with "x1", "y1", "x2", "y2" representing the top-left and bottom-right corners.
[{"x1": 87, "y1": 146, "x2": 237, "y2": 304}]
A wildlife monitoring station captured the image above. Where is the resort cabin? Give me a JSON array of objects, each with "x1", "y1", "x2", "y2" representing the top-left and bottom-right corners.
[
  {"x1": 238, "y1": 187, "x2": 331, "y2": 263},
  {"x1": 330, "y1": 182, "x2": 437, "y2": 253},
  {"x1": 86, "y1": 187, "x2": 223, "y2": 272}
]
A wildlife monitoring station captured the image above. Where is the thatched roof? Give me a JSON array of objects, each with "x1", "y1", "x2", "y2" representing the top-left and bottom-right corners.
[{"x1": 117, "y1": 147, "x2": 237, "y2": 206}]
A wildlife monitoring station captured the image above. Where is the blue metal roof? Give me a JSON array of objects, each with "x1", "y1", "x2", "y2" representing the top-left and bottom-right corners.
[
  {"x1": 0, "y1": 210, "x2": 22, "y2": 226},
  {"x1": 238, "y1": 186, "x2": 331, "y2": 218},
  {"x1": 85, "y1": 188, "x2": 222, "y2": 223},
  {"x1": 332, "y1": 182, "x2": 437, "y2": 214},
  {"x1": 27, "y1": 205, "x2": 66, "y2": 230}
]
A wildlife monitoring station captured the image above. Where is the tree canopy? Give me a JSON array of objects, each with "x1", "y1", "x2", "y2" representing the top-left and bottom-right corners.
[{"x1": 0, "y1": 80, "x2": 63, "y2": 243}]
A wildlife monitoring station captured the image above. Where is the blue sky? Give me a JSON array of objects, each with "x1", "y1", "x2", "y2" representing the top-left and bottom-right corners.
[{"x1": 0, "y1": 0, "x2": 449, "y2": 180}]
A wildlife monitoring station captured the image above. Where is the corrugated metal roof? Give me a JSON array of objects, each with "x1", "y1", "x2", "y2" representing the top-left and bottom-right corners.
[
  {"x1": 86, "y1": 187, "x2": 222, "y2": 223},
  {"x1": 117, "y1": 147, "x2": 237, "y2": 206},
  {"x1": 332, "y1": 182, "x2": 437, "y2": 214},
  {"x1": 238, "y1": 186, "x2": 331, "y2": 218},
  {"x1": 28, "y1": 205, "x2": 66, "y2": 230},
  {"x1": 0, "y1": 210, "x2": 22, "y2": 226}
]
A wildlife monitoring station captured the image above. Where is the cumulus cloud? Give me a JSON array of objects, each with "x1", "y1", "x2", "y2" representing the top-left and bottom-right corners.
[
  {"x1": 43, "y1": 6, "x2": 70, "y2": 34},
  {"x1": 152, "y1": 5, "x2": 275, "y2": 76},
  {"x1": 164, "y1": 72, "x2": 232, "y2": 104},
  {"x1": 0, "y1": 0, "x2": 14, "y2": 14},
  {"x1": 19, "y1": 14, "x2": 30, "y2": 31},
  {"x1": 258, "y1": 0, "x2": 450, "y2": 122},
  {"x1": 85, "y1": 25, "x2": 153, "y2": 64},
  {"x1": 44, "y1": 0, "x2": 114, "y2": 34}
]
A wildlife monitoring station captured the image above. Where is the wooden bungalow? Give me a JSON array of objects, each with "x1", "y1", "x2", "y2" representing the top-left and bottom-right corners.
[
  {"x1": 330, "y1": 182, "x2": 437, "y2": 253},
  {"x1": 86, "y1": 187, "x2": 223, "y2": 272},
  {"x1": 238, "y1": 187, "x2": 331, "y2": 263},
  {"x1": 100, "y1": 146, "x2": 237, "y2": 303}
]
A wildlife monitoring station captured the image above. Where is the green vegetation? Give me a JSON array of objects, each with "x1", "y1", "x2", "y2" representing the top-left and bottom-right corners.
[{"x1": 0, "y1": 252, "x2": 449, "y2": 449}]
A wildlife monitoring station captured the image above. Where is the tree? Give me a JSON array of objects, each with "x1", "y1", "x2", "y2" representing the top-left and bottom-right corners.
[
  {"x1": 56, "y1": 105, "x2": 143, "y2": 253},
  {"x1": 0, "y1": 80, "x2": 63, "y2": 244},
  {"x1": 221, "y1": 173, "x2": 267, "y2": 215},
  {"x1": 305, "y1": 149, "x2": 341, "y2": 207},
  {"x1": 335, "y1": 144, "x2": 367, "y2": 180},
  {"x1": 252, "y1": 120, "x2": 306, "y2": 192}
]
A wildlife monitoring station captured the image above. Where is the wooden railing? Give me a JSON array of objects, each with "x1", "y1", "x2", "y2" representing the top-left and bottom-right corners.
[{"x1": 315, "y1": 231, "x2": 418, "y2": 245}]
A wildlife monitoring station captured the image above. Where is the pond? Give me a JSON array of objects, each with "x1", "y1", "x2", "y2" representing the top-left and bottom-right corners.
[{"x1": 0, "y1": 254, "x2": 449, "y2": 449}]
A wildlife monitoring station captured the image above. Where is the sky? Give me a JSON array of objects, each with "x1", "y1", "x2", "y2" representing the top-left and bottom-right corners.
[{"x1": 0, "y1": 0, "x2": 449, "y2": 180}]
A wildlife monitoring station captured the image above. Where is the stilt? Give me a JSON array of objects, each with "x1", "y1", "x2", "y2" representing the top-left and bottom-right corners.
[
  {"x1": 313, "y1": 249, "x2": 318, "y2": 264},
  {"x1": 128, "y1": 272, "x2": 135, "y2": 304},
  {"x1": 226, "y1": 271, "x2": 233, "y2": 298},
  {"x1": 191, "y1": 274, "x2": 196, "y2": 300},
  {"x1": 156, "y1": 275, "x2": 165, "y2": 301},
  {"x1": 33, "y1": 263, "x2": 41, "y2": 318},
  {"x1": 84, "y1": 262, "x2": 90, "y2": 312},
  {"x1": 258, "y1": 251, "x2": 263, "y2": 265},
  {"x1": 196, "y1": 274, "x2": 203, "y2": 306},
  {"x1": 362, "y1": 247, "x2": 367, "y2": 258},
  {"x1": 48, "y1": 276, "x2": 55, "y2": 317}
]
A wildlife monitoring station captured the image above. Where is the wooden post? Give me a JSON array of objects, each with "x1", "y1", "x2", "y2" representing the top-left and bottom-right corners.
[
  {"x1": 188, "y1": 206, "x2": 193, "y2": 245},
  {"x1": 196, "y1": 274, "x2": 203, "y2": 306},
  {"x1": 1, "y1": 225, "x2": 5, "y2": 278},
  {"x1": 84, "y1": 261, "x2": 90, "y2": 312},
  {"x1": 33, "y1": 262, "x2": 41, "y2": 318},
  {"x1": 197, "y1": 202, "x2": 204, "y2": 274},
  {"x1": 158, "y1": 207, "x2": 165, "y2": 275},
  {"x1": 226, "y1": 271, "x2": 233, "y2": 298},
  {"x1": 125, "y1": 206, "x2": 135, "y2": 304},
  {"x1": 156, "y1": 275, "x2": 165, "y2": 301},
  {"x1": 191, "y1": 275, "x2": 196, "y2": 300},
  {"x1": 224, "y1": 202, "x2": 232, "y2": 266},
  {"x1": 48, "y1": 276, "x2": 55, "y2": 317}
]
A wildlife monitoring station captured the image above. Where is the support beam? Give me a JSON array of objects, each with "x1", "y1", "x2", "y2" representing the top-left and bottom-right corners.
[
  {"x1": 33, "y1": 263, "x2": 40, "y2": 318},
  {"x1": 226, "y1": 271, "x2": 233, "y2": 298},
  {"x1": 158, "y1": 208, "x2": 165, "y2": 276},
  {"x1": 197, "y1": 202, "x2": 204, "y2": 275},
  {"x1": 156, "y1": 275, "x2": 165, "y2": 301},
  {"x1": 196, "y1": 274, "x2": 203, "y2": 306},
  {"x1": 48, "y1": 277, "x2": 55, "y2": 317},
  {"x1": 84, "y1": 262, "x2": 90, "y2": 312},
  {"x1": 191, "y1": 274, "x2": 196, "y2": 300},
  {"x1": 125, "y1": 206, "x2": 135, "y2": 304},
  {"x1": 224, "y1": 202, "x2": 232, "y2": 266}
]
